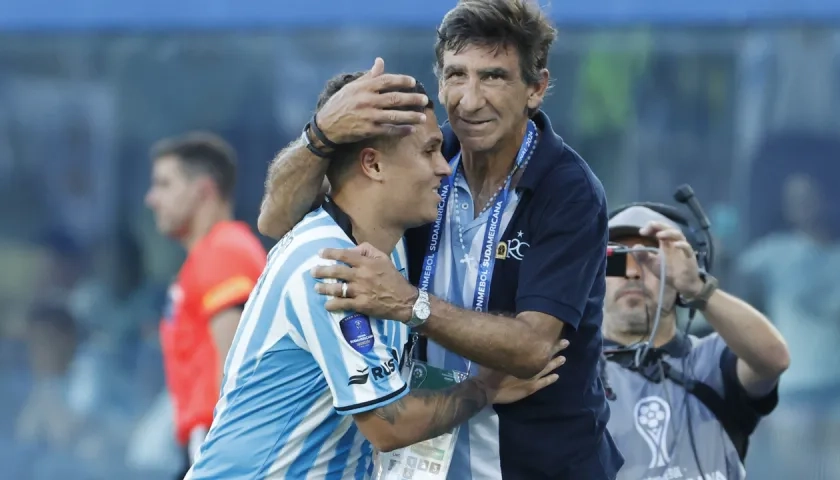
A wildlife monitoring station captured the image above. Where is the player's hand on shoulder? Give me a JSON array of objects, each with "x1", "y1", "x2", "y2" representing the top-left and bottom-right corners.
[
  {"x1": 480, "y1": 340, "x2": 569, "y2": 405},
  {"x1": 316, "y1": 57, "x2": 430, "y2": 143}
]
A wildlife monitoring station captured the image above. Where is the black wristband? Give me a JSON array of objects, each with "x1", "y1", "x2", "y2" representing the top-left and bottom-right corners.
[
  {"x1": 300, "y1": 127, "x2": 332, "y2": 159},
  {"x1": 309, "y1": 114, "x2": 341, "y2": 150},
  {"x1": 681, "y1": 274, "x2": 719, "y2": 311}
]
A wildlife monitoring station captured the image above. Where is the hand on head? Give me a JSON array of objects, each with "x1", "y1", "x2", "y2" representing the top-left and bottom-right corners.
[{"x1": 316, "y1": 58, "x2": 431, "y2": 143}]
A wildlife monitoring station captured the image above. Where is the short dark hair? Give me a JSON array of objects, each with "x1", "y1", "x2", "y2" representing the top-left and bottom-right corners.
[
  {"x1": 151, "y1": 132, "x2": 237, "y2": 200},
  {"x1": 434, "y1": 0, "x2": 557, "y2": 86},
  {"x1": 315, "y1": 72, "x2": 434, "y2": 186}
]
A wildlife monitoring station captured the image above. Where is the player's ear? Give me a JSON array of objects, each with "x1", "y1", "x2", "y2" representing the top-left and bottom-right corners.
[
  {"x1": 200, "y1": 176, "x2": 221, "y2": 200},
  {"x1": 359, "y1": 147, "x2": 385, "y2": 182}
]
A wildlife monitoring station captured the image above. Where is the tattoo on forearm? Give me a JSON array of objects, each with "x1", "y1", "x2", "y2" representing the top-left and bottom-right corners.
[
  {"x1": 373, "y1": 397, "x2": 407, "y2": 424},
  {"x1": 373, "y1": 380, "x2": 489, "y2": 440}
]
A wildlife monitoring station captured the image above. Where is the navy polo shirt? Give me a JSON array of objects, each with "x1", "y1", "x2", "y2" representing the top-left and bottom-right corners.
[{"x1": 404, "y1": 111, "x2": 624, "y2": 479}]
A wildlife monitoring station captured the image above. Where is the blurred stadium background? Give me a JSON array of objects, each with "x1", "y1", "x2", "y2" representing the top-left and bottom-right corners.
[{"x1": 1, "y1": 0, "x2": 839, "y2": 478}]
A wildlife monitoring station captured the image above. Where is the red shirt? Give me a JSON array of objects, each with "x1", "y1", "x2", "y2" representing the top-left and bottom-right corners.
[{"x1": 160, "y1": 221, "x2": 266, "y2": 445}]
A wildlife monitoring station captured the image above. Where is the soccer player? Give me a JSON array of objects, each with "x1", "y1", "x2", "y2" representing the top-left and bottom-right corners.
[
  {"x1": 145, "y1": 132, "x2": 267, "y2": 477},
  {"x1": 186, "y1": 73, "x2": 564, "y2": 479}
]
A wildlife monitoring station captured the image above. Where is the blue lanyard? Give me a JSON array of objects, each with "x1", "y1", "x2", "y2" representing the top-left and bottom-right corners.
[{"x1": 419, "y1": 120, "x2": 538, "y2": 311}]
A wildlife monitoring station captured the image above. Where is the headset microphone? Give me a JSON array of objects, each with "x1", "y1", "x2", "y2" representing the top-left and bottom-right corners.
[
  {"x1": 673, "y1": 184, "x2": 714, "y2": 273},
  {"x1": 670, "y1": 184, "x2": 719, "y2": 477},
  {"x1": 673, "y1": 184, "x2": 711, "y2": 230}
]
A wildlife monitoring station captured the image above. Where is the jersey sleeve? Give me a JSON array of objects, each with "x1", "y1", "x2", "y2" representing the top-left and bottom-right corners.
[
  {"x1": 194, "y1": 243, "x2": 263, "y2": 320},
  {"x1": 286, "y1": 257, "x2": 409, "y2": 416},
  {"x1": 691, "y1": 334, "x2": 778, "y2": 429}
]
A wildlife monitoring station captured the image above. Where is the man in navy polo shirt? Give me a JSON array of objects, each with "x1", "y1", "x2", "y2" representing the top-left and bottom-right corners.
[{"x1": 256, "y1": 1, "x2": 623, "y2": 478}]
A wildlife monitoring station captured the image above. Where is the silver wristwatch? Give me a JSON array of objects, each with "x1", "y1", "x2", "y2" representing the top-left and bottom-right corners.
[{"x1": 406, "y1": 290, "x2": 431, "y2": 328}]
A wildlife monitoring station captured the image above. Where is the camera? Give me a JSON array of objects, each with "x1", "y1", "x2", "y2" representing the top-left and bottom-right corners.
[{"x1": 606, "y1": 247, "x2": 627, "y2": 277}]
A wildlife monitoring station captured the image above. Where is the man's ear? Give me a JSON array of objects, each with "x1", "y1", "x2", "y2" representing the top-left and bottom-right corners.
[
  {"x1": 196, "y1": 176, "x2": 218, "y2": 200},
  {"x1": 526, "y1": 68, "x2": 550, "y2": 112},
  {"x1": 359, "y1": 147, "x2": 385, "y2": 182}
]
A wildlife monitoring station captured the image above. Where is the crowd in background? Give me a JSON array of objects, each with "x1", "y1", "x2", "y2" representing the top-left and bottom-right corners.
[{"x1": 0, "y1": 22, "x2": 839, "y2": 480}]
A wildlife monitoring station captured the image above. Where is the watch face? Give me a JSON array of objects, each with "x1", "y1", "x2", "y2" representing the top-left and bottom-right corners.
[{"x1": 415, "y1": 303, "x2": 431, "y2": 320}]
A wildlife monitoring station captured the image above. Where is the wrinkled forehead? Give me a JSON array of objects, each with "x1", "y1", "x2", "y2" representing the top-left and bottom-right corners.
[{"x1": 441, "y1": 43, "x2": 521, "y2": 71}]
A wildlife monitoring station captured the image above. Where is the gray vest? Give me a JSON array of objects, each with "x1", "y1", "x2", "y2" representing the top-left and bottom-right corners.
[{"x1": 603, "y1": 334, "x2": 746, "y2": 480}]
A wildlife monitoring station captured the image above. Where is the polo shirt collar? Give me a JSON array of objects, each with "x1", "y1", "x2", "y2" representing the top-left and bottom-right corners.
[
  {"x1": 440, "y1": 110, "x2": 566, "y2": 192},
  {"x1": 602, "y1": 331, "x2": 693, "y2": 359}
]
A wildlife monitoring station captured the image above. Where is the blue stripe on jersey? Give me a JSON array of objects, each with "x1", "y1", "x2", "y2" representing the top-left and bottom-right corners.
[
  {"x1": 324, "y1": 419, "x2": 358, "y2": 478},
  {"x1": 189, "y1": 209, "x2": 411, "y2": 480},
  {"x1": 193, "y1": 243, "x2": 351, "y2": 478},
  {"x1": 221, "y1": 212, "x2": 335, "y2": 378},
  {"x1": 283, "y1": 290, "x2": 306, "y2": 340},
  {"x1": 193, "y1": 348, "x2": 327, "y2": 479},
  {"x1": 254, "y1": 295, "x2": 363, "y2": 479},
  {"x1": 361, "y1": 443, "x2": 374, "y2": 479},
  {"x1": 285, "y1": 397, "x2": 354, "y2": 477},
  {"x1": 223, "y1": 233, "x2": 347, "y2": 410}
]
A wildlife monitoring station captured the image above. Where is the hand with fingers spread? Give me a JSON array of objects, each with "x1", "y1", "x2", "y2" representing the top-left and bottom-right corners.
[
  {"x1": 637, "y1": 221, "x2": 705, "y2": 298},
  {"x1": 479, "y1": 340, "x2": 570, "y2": 405},
  {"x1": 311, "y1": 243, "x2": 418, "y2": 322},
  {"x1": 314, "y1": 57, "x2": 431, "y2": 146}
]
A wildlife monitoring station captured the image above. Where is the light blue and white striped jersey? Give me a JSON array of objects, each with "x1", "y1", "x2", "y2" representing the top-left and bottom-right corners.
[{"x1": 186, "y1": 207, "x2": 411, "y2": 480}]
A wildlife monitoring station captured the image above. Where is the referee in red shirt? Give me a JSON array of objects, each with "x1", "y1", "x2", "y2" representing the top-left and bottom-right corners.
[{"x1": 145, "y1": 133, "x2": 266, "y2": 477}]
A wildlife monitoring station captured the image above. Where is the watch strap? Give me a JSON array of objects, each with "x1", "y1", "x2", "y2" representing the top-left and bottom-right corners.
[
  {"x1": 301, "y1": 124, "x2": 332, "y2": 159},
  {"x1": 682, "y1": 274, "x2": 719, "y2": 311},
  {"x1": 309, "y1": 114, "x2": 341, "y2": 150},
  {"x1": 407, "y1": 290, "x2": 430, "y2": 328}
]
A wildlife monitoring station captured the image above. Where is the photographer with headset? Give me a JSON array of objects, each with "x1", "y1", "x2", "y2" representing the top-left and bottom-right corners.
[{"x1": 600, "y1": 187, "x2": 790, "y2": 480}]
